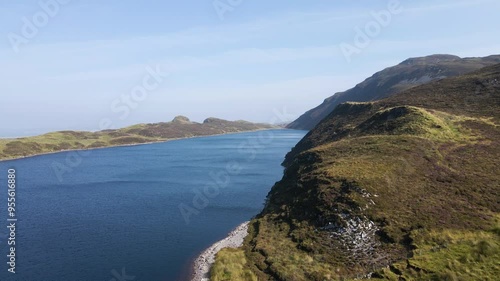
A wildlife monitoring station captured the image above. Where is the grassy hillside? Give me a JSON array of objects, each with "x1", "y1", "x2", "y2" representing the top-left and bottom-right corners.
[
  {"x1": 0, "y1": 116, "x2": 274, "y2": 161},
  {"x1": 212, "y1": 64, "x2": 500, "y2": 280},
  {"x1": 287, "y1": 54, "x2": 500, "y2": 130}
]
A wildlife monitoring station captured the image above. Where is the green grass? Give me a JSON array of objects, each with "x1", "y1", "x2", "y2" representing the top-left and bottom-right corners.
[
  {"x1": 238, "y1": 132, "x2": 498, "y2": 280},
  {"x1": 211, "y1": 248, "x2": 258, "y2": 281},
  {"x1": 211, "y1": 64, "x2": 500, "y2": 280},
  {"x1": 372, "y1": 225, "x2": 500, "y2": 281}
]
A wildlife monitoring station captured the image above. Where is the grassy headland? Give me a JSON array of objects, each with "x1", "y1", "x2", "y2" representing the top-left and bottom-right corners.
[
  {"x1": 211, "y1": 64, "x2": 500, "y2": 280},
  {"x1": 0, "y1": 116, "x2": 275, "y2": 161}
]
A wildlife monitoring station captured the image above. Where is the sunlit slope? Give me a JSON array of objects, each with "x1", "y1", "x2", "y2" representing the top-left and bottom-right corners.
[{"x1": 212, "y1": 64, "x2": 500, "y2": 280}]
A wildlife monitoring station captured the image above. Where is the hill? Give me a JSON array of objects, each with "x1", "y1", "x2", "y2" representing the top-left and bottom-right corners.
[
  {"x1": 211, "y1": 64, "x2": 500, "y2": 280},
  {"x1": 287, "y1": 54, "x2": 500, "y2": 130},
  {"x1": 0, "y1": 117, "x2": 275, "y2": 161}
]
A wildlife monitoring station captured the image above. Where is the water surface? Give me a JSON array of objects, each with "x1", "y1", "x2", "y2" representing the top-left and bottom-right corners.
[{"x1": 0, "y1": 130, "x2": 306, "y2": 281}]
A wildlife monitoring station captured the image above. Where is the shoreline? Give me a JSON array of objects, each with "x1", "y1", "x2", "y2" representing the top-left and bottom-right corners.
[
  {"x1": 191, "y1": 221, "x2": 250, "y2": 281},
  {"x1": 0, "y1": 128, "x2": 283, "y2": 163}
]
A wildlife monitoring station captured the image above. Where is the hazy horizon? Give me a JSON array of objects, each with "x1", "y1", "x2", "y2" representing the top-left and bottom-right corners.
[{"x1": 2, "y1": 0, "x2": 500, "y2": 137}]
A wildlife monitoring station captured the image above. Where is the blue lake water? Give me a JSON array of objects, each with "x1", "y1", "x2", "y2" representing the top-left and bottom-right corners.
[{"x1": 0, "y1": 130, "x2": 306, "y2": 281}]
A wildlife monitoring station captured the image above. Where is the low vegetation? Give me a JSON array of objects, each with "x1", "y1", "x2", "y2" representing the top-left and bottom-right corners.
[
  {"x1": 0, "y1": 117, "x2": 274, "y2": 161},
  {"x1": 212, "y1": 64, "x2": 500, "y2": 280},
  {"x1": 372, "y1": 221, "x2": 500, "y2": 281},
  {"x1": 211, "y1": 248, "x2": 258, "y2": 281}
]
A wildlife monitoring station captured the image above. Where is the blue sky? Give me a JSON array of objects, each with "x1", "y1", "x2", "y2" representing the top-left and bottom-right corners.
[{"x1": 1, "y1": 0, "x2": 499, "y2": 137}]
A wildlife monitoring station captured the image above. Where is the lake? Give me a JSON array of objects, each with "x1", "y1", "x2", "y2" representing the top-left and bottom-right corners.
[{"x1": 0, "y1": 129, "x2": 306, "y2": 281}]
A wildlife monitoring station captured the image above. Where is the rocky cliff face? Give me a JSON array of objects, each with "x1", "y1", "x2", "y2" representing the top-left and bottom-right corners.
[
  {"x1": 287, "y1": 54, "x2": 500, "y2": 130},
  {"x1": 213, "y1": 64, "x2": 500, "y2": 280}
]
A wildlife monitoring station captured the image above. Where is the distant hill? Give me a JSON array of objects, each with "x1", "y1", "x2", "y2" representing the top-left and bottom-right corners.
[
  {"x1": 0, "y1": 117, "x2": 275, "y2": 160},
  {"x1": 287, "y1": 54, "x2": 500, "y2": 130},
  {"x1": 211, "y1": 64, "x2": 500, "y2": 280}
]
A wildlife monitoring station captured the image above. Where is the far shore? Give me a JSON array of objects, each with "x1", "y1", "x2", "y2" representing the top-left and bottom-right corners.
[
  {"x1": 191, "y1": 221, "x2": 250, "y2": 281},
  {"x1": 0, "y1": 128, "x2": 285, "y2": 163}
]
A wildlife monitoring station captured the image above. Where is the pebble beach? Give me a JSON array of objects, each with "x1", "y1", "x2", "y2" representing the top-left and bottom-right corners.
[{"x1": 191, "y1": 221, "x2": 250, "y2": 281}]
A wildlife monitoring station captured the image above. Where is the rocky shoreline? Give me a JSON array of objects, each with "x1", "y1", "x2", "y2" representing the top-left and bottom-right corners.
[{"x1": 191, "y1": 221, "x2": 249, "y2": 281}]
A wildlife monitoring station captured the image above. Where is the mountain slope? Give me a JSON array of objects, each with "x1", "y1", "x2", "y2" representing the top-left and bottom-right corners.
[
  {"x1": 212, "y1": 64, "x2": 500, "y2": 280},
  {"x1": 287, "y1": 54, "x2": 500, "y2": 130},
  {"x1": 0, "y1": 117, "x2": 275, "y2": 161}
]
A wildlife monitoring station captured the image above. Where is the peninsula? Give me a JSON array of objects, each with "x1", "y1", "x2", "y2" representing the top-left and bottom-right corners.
[{"x1": 0, "y1": 116, "x2": 276, "y2": 161}]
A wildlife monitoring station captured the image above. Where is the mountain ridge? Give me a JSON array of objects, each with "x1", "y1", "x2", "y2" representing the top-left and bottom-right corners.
[{"x1": 287, "y1": 54, "x2": 500, "y2": 130}]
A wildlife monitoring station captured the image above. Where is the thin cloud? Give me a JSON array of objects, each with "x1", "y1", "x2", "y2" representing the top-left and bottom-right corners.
[{"x1": 403, "y1": 0, "x2": 496, "y2": 13}]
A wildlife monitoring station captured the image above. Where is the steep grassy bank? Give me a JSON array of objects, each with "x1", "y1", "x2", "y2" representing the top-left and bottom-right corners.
[
  {"x1": 0, "y1": 117, "x2": 274, "y2": 161},
  {"x1": 212, "y1": 64, "x2": 500, "y2": 280}
]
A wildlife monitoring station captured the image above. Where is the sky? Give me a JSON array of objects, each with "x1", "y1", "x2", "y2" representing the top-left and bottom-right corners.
[{"x1": 0, "y1": 0, "x2": 499, "y2": 137}]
